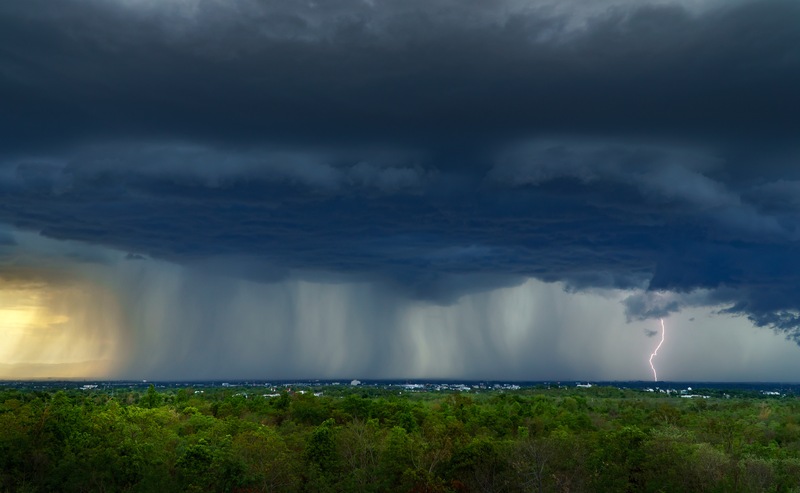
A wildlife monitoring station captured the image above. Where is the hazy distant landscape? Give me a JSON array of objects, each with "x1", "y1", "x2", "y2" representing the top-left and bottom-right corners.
[{"x1": 5, "y1": 379, "x2": 800, "y2": 395}]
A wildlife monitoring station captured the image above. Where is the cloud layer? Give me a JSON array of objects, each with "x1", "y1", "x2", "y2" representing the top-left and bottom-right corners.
[{"x1": 2, "y1": 0, "x2": 798, "y2": 151}]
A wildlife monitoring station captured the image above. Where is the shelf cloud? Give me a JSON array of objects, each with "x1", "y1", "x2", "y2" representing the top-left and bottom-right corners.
[{"x1": 1, "y1": 0, "x2": 799, "y2": 379}]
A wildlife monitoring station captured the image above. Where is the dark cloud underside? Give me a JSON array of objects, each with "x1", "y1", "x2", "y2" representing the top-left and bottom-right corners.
[
  {"x1": 1, "y1": 0, "x2": 800, "y2": 340},
  {"x1": 1, "y1": 0, "x2": 798, "y2": 151}
]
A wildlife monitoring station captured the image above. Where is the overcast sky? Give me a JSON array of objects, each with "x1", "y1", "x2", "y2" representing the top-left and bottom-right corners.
[{"x1": 1, "y1": 0, "x2": 800, "y2": 381}]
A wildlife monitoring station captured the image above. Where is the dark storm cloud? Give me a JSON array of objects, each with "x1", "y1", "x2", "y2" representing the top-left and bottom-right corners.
[
  {"x1": 1, "y1": 0, "x2": 799, "y2": 153},
  {"x1": 1, "y1": 0, "x2": 800, "y2": 340},
  {"x1": 3, "y1": 142, "x2": 800, "y2": 333},
  {"x1": 0, "y1": 226, "x2": 14, "y2": 246}
]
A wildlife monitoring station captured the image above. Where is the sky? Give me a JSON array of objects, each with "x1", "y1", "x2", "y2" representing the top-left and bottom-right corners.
[{"x1": 1, "y1": 0, "x2": 800, "y2": 381}]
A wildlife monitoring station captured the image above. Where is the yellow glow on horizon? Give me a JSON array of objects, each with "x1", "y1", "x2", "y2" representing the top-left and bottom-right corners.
[
  {"x1": 0, "y1": 307, "x2": 37, "y2": 331},
  {"x1": 0, "y1": 281, "x2": 122, "y2": 379}
]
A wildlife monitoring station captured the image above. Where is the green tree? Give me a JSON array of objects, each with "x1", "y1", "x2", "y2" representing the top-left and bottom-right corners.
[
  {"x1": 143, "y1": 384, "x2": 162, "y2": 409},
  {"x1": 233, "y1": 427, "x2": 300, "y2": 492},
  {"x1": 338, "y1": 419, "x2": 383, "y2": 492},
  {"x1": 304, "y1": 418, "x2": 339, "y2": 490}
]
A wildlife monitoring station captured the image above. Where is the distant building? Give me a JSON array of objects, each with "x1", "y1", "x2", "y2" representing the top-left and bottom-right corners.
[{"x1": 350, "y1": 379, "x2": 361, "y2": 386}]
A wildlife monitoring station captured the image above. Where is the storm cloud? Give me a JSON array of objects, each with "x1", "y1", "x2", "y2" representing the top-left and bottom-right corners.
[
  {"x1": 2, "y1": 0, "x2": 799, "y2": 150},
  {"x1": 1, "y1": 0, "x2": 800, "y2": 378}
]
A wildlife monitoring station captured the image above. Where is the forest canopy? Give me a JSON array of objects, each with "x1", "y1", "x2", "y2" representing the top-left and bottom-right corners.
[{"x1": 1, "y1": 382, "x2": 799, "y2": 492}]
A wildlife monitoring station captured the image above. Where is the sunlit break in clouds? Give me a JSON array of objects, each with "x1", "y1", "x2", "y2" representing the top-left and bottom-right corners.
[
  {"x1": 0, "y1": 278, "x2": 122, "y2": 379},
  {"x1": 2, "y1": 0, "x2": 800, "y2": 381}
]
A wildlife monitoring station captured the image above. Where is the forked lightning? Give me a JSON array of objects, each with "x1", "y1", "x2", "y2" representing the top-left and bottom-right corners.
[{"x1": 649, "y1": 318, "x2": 666, "y2": 381}]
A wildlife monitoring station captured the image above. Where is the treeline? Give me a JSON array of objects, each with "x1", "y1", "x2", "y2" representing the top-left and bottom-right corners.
[{"x1": 2, "y1": 385, "x2": 800, "y2": 492}]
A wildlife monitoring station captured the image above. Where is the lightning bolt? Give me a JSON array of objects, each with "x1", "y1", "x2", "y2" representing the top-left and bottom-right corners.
[{"x1": 648, "y1": 318, "x2": 666, "y2": 382}]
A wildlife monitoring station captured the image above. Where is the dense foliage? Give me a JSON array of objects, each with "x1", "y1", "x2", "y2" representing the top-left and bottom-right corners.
[{"x1": 1, "y1": 383, "x2": 800, "y2": 492}]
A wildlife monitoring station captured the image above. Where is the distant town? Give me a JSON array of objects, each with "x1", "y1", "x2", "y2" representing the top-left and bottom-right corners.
[{"x1": 1, "y1": 378, "x2": 797, "y2": 399}]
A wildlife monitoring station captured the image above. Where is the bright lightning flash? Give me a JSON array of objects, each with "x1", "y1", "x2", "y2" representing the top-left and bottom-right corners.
[{"x1": 649, "y1": 318, "x2": 666, "y2": 381}]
